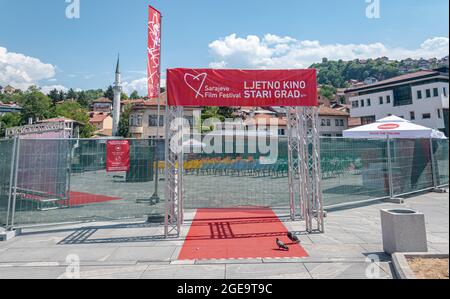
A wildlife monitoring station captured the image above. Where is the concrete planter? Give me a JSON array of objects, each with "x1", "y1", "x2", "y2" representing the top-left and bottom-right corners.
[{"x1": 381, "y1": 209, "x2": 428, "y2": 255}]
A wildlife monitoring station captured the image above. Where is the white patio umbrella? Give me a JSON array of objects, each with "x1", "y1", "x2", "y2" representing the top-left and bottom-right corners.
[{"x1": 343, "y1": 115, "x2": 447, "y2": 139}]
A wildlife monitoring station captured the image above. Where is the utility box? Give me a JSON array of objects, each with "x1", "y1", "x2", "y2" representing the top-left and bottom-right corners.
[{"x1": 381, "y1": 209, "x2": 428, "y2": 254}]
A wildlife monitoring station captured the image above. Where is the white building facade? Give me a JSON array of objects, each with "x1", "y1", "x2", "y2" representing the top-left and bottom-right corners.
[{"x1": 346, "y1": 69, "x2": 449, "y2": 137}]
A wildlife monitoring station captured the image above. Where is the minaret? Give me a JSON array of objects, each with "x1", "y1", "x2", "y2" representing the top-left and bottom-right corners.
[{"x1": 112, "y1": 55, "x2": 122, "y2": 137}]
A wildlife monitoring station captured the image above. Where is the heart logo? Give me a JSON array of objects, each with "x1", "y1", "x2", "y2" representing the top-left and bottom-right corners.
[{"x1": 184, "y1": 73, "x2": 207, "y2": 98}]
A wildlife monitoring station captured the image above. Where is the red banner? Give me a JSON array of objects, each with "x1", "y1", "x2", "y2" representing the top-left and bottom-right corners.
[
  {"x1": 147, "y1": 6, "x2": 161, "y2": 99},
  {"x1": 167, "y1": 69, "x2": 318, "y2": 107},
  {"x1": 106, "y1": 140, "x2": 130, "y2": 172}
]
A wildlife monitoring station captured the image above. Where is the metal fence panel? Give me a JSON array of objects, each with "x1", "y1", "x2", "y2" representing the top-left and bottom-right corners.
[
  {"x1": 320, "y1": 138, "x2": 390, "y2": 206},
  {"x1": 9, "y1": 138, "x2": 165, "y2": 227},
  {"x1": 391, "y1": 139, "x2": 434, "y2": 196},
  {"x1": 0, "y1": 139, "x2": 15, "y2": 226},
  {"x1": 434, "y1": 139, "x2": 450, "y2": 187}
]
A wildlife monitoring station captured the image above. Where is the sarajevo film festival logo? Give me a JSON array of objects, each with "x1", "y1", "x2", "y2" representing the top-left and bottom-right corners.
[
  {"x1": 65, "y1": 0, "x2": 80, "y2": 19},
  {"x1": 184, "y1": 73, "x2": 208, "y2": 98},
  {"x1": 366, "y1": 0, "x2": 381, "y2": 19}
]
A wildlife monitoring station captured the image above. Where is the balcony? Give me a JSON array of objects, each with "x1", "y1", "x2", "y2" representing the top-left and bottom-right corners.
[{"x1": 129, "y1": 126, "x2": 143, "y2": 134}]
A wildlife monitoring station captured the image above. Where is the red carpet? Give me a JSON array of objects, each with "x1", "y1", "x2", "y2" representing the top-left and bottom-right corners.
[
  {"x1": 178, "y1": 208, "x2": 309, "y2": 260},
  {"x1": 69, "y1": 191, "x2": 122, "y2": 206}
]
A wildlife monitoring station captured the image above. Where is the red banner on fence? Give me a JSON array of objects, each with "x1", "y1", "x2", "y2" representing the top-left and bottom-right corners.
[
  {"x1": 167, "y1": 68, "x2": 318, "y2": 107},
  {"x1": 147, "y1": 5, "x2": 162, "y2": 99},
  {"x1": 106, "y1": 140, "x2": 130, "y2": 172}
]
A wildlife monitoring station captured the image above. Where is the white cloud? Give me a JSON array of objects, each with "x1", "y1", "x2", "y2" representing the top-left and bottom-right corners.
[
  {"x1": 122, "y1": 77, "x2": 166, "y2": 97},
  {"x1": 208, "y1": 34, "x2": 449, "y2": 69},
  {"x1": 40, "y1": 85, "x2": 68, "y2": 95},
  {"x1": 0, "y1": 46, "x2": 56, "y2": 90}
]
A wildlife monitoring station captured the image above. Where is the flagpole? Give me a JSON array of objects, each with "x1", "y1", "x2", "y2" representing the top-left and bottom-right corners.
[{"x1": 150, "y1": 9, "x2": 162, "y2": 204}]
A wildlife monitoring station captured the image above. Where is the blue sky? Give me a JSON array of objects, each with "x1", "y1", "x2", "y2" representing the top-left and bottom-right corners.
[{"x1": 0, "y1": 0, "x2": 448, "y2": 95}]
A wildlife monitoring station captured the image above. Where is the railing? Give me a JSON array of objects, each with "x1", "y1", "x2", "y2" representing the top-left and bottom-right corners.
[{"x1": 0, "y1": 137, "x2": 448, "y2": 229}]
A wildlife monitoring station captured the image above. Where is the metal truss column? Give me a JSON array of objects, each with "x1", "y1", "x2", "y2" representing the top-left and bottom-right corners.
[
  {"x1": 288, "y1": 107, "x2": 325, "y2": 233},
  {"x1": 303, "y1": 107, "x2": 325, "y2": 233},
  {"x1": 164, "y1": 106, "x2": 184, "y2": 237}
]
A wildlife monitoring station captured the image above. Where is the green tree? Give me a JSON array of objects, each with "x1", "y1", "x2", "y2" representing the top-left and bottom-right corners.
[
  {"x1": 118, "y1": 104, "x2": 132, "y2": 138},
  {"x1": 84, "y1": 89, "x2": 104, "y2": 102},
  {"x1": 53, "y1": 101, "x2": 95, "y2": 138},
  {"x1": 66, "y1": 88, "x2": 77, "y2": 100},
  {"x1": 58, "y1": 90, "x2": 66, "y2": 102},
  {"x1": 21, "y1": 88, "x2": 54, "y2": 123},
  {"x1": 48, "y1": 88, "x2": 60, "y2": 104},
  {"x1": 0, "y1": 113, "x2": 21, "y2": 137},
  {"x1": 120, "y1": 92, "x2": 129, "y2": 100},
  {"x1": 76, "y1": 90, "x2": 89, "y2": 108},
  {"x1": 104, "y1": 86, "x2": 114, "y2": 101},
  {"x1": 130, "y1": 90, "x2": 140, "y2": 99},
  {"x1": 201, "y1": 107, "x2": 224, "y2": 132},
  {"x1": 319, "y1": 85, "x2": 337, "y2": 100}
]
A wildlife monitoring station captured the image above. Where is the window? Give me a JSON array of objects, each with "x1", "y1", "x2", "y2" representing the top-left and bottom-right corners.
[
  {"x1": 130, "y1": 114, "x2": 142, "y2": 127},
  {"x1": 321, "y1": 119, "x2": 326, "y2": 126},
  {"x1": 335, "y1": 119, "x2": 340, "y2": 127},
  {"x1": 433, "y1": 88, "x2": 439, "y2": 97},
  {"x1": 379, "y1": 97, "x2": 384, "y2": 104},
  {"x1": 327, "y1": 119, "x2": 331, "y2": 127},
  {"x1": 438, "y1": 109, "x2": 442, "y2": 119},
  {"x1": 352, "y1": 101, "x2": 359, "y2": 108},
  {"x1": 444, "y1": 87, "x2": 447, "y2": 97},
  {"x1": 386, "y1": 95, "x2": 391, "y2": 104},
  {"x1": 426, "y1": 89, "x2": 431, "y2": 98},
  {"x1": 278, "y1": 129, "x2": 286, "y2": 136},
  {"x1": 322, "y1": 134, "x2": 332, "y2": 137},
  {"x1": 367, "y1": 99, "x2": 371, "y2": 106},
  {"x1": 422, "y1": 113, "x2": 431, "y2": 119},
  {"x1": 340, "y1": 119, "x2": 344, "y2": 127},
  {"x1": 410, "y1": 112, "x2": 415, "y2": 120},
  {"x1": 361, "y1": 116, "x2": 376, "y2": 125},
  {"x1": 417, "y1": 90, "x2": 422, "y2": 99},
  {"x1": 393, "y1": 85, "x2": 413, "y2": 106},
  {"x1": 360, "y1": 100, "x2": 365, "y2": 107},
  {"x1": 149, "y1": 115, "x2": 165, "y2": 127}
]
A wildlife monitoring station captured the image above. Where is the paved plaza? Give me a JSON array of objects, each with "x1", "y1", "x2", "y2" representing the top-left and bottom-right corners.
[{"x1": 0, "y1": 190, "x2": 448, "y2": 279}]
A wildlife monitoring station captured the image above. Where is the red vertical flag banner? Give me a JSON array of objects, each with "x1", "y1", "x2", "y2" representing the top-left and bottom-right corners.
[
  {"x1": 106, "y1": 140, "x2": 130, "y2": 172},
  {"x1": 147, "y1": 6, "x2": 162, "y2": 99}
]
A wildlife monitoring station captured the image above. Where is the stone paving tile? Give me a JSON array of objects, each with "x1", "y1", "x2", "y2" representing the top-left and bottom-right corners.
[
  {"x1": 170, "y1": 246, "x2": 182, "y2": 260},
  {"x1": 301, "y1": 244, "x2": 368, "y2": 259},
  {"x1": 308, "y1": 233, "x2": 366, "y2": 245},
  {"x1": 61, "y1": 265, "x2": 150, "y2": 279},
  {"x1": 0, "y1": 247, "x2": 66, "y2": 263},
  {"x1": 304, "y1": 262, "x2": 390, "y2": 279},
  {"x1": 426, "y1": 233, "x2": 450, "y2": 244},
  {"x1": 195, "y1": 258, "x2": 263, "y2": 265},
  {"x1": 53, "y1": 247, "x2": 119, "y2": 263},
  {"x1": 261, "y1": 258, "x2": 308, "y2": 264},
  {"x1": 141, "y1": 264, "x2": 226, "y2": 279},
  {"x1": 428, "y1": 243, "x2": 449, "y2": 254},
  {"x1": 107, "y1": 246, "x2": 177, "y2": 262},
  {"x1": 0, "y1": 266, "x2": 66, "y2": 279},
  {"x1": 225, "y1": 263, "x2": 311, "y2": 279}
]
